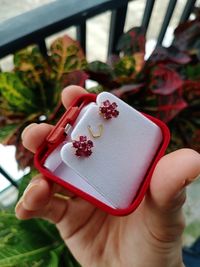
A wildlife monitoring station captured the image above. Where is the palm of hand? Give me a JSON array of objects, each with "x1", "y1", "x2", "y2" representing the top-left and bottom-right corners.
[{"x1": 53, "y1": 189, "x2": 184, "y2": 267}]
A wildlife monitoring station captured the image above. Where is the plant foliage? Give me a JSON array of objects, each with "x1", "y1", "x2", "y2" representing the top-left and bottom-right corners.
[
  {"x1": 1, "y1": 21, "x2": 199, "y2": 168},
  {"x1": 0, "y1": 171, "x2": 80, "y2": 267},
  {"x1": 87, "y1": 21, "x2": 200, "y2": 152},
  {"x1": 0, "y1": 212, "x2": 80, "y2": 267},
  {"x1": 0, "y1": 36, "x2": 88, "y2": 169}
]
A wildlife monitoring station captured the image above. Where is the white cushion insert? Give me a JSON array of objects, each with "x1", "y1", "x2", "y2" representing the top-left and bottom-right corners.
[{"x1": 60, "y1": 92, "x2": 163, "y2": 209}]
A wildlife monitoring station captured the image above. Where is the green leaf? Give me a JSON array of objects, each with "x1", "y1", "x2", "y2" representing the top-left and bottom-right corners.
[
  {"x1": 87, "y1": 61, "x2": 113, "y2": 75},
  {"x1": 185, "y1": 220, "x2": 200, "y2": 239},
  {"x1": 114, "y1": 56, "x2": 136, "y2": 77},
  {"x1": 185, "y1": 64, "x2": 200, "y2": 80},
  {"x1": 86, "y1": 61, "x2": 114, "y2": 87},
  {"x1": 50, "y1": 35, "x2": 87, "y2": 81},
  {"x1": 14, "y1": 47, "x2": 51, "y2": 111},
  {"x1": 48, "y1": 250, "x2": 60, "y2": 267},
  {"x1": 0, "y1": 212, "x2": 58, "y2": 267},
  {"x1": 113, "y1": 56, "x2": 138, "y2": 83},
  {"x1": 0, "y1": 124, "x2": 17, "y2": 143},
  {"x1": 116, "y1": 27, "x2": 145, "y2": 56},
  {"x1": 0, "y1": 73, "x2": 37, "y2": 114},
  {"x1": 0, "y1": 211, "x2": 80, "y2": 267},
  {"x1": 11, "y1": 171, "x2": 81, "y2": 267},
  {"x1": 87, "y1": 85, "x2": 104, "y2": 94}
]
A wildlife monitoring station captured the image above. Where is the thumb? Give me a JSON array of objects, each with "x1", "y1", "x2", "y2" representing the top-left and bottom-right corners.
[{"x1": 145, "y1": 148, "x2": 200, "y2": 242}]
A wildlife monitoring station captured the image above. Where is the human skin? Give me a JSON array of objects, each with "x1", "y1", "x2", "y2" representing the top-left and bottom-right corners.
[{"x1": 15, "y1": 85, "x2": 200, "y2": 267}]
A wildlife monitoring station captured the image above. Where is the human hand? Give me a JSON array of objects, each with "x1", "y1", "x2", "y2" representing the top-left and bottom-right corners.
[{"x1": 15, "y1": 85, "x2": 200, "y2": 267}]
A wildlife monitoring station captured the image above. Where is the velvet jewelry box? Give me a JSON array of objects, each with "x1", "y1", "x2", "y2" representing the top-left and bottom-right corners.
[{"x1": 35, "y1": 92, "x2": 170, "y2": 216}]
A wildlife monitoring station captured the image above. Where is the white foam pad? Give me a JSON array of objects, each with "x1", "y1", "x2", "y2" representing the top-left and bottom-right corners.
[
  {"x1": 59, "y1": 92, "x2": 163, "y2": 209},
  {"x1": 44, "y1": 102, "x2": 115, "y2": 207}
]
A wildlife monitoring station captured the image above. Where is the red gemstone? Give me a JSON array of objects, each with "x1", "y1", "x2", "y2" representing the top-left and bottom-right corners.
[
  {"x1": 72, "y1": 141, "x2": 79, "y2": 148},
  {"x1": 72, "y1": 136, "x2": 93, "y2": 157},
  {"x1": 111, "y1": 102, "x2": 118, "y2": 108},
  {"x1": 80, "y1": 136, "x2": 87, "y2": 142},
  {"x1": 112, "y1": 110, "x2": 119, "y2": 117},
  {"x1": 87, "y1": 140, "x2": 94, "y2": 147},
  {"x1": 99, "y1": 99, "x2": 119, "y2": 119},
  {"x1": 103, "y1": 100, "x2": 110, "y2": 106}
]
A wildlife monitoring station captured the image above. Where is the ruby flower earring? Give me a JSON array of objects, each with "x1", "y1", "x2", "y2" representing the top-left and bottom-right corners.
[
  {"x1": 72, "y1": 136, "x2": 93, "y2": 157},
  {"x1": 99, "y1": 100, "x2": 119, "y2": 120}
]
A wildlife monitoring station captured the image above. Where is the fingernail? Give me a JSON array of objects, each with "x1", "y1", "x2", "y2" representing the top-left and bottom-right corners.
[
  {"x1": 24, "y1": 176, "x2": 41, "y2": 191},
  {"x1": 23, "y1": 179, "x2": 44, "y2": 208},
  {"x1": 23, "y1": 178, "x2": 41, "y2": 197},
  {"x1": 23, "y1": 182, "x2": 40, "y2": 199},
  {"x1": 22, "y1": 185, "x2": 38, "y2": 209},
  {"x1": 15, "y1": 197, "x2": 23, "y2": 210},
  {"x1": 21, "y1": 123, "x2": 38, "y2": 140}
]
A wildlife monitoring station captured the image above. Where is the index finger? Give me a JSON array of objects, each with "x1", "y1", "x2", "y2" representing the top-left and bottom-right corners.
[{"x1": 61, "y1": 85, "x2": 88, "y2": 109}]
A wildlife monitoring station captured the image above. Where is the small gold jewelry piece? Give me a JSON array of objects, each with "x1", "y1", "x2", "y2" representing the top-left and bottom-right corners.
[
  {"x1": 88, "y1": 124, "x2": 104, "y2": 138},
  {"x1": 54, "y1": 193, "x2": 72, "y2": 201}
]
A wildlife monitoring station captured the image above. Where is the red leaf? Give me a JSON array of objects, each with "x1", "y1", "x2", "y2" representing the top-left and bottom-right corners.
[
  {"x1": 150, "y1": 65, "x2": 183, "y2": 95},
  {"x1": 183, "y1": 80, "x2": 200, "y2": 100},
  {"x1": 107, "y1": 55, "x2": 120, "y2": 67},
  {"x1": 156, "y1": 90, "x2": 188, "y2": 122},
  {"x1": 173, "y1": 19, "x2": 200, "y2": 57},
  {"x1": 149, "y1": 46, "x2": 191, "y2": 64},
  {"x1": 191, "y1": 130, "x2": 200, "y2": 152},
  {"x1": 111, "y1": 83, "x2": 144, "y2": 98},
  {"x1": 61, "y1": 70, "x2": 88, "y2": 87},
  {"x1": 117, "y1": 27, "x2": 146, "y2": 55}
]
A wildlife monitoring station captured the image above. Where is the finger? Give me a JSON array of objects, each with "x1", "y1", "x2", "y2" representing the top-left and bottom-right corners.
[
  {"x1": 61, "y1": 85, "x2": 88, "y2": 109},
  {"x1": 16, "y1": 191, "x2": 96, "y2": 241},
  {"x1": 15, "y1": 200, "x2": 36, "y2": 220},
  {"x1": 15, "y1": 177, "x2": 95, "y2": 235},
  {"x1": 15, "y1": 166, "x2": 76, "y2": 224},
  {"x1": 22, "y1": 123, "x2": 53, "y2": 153},
  {"x1": 15, "y1": 193, "x2": 70, "y2": 222},
  {"x1": 52, "y1": 183, "x2": 75, "y2": 198},
  {"x1": 150, "y1": 148, "x2": 200, "y2": 210},
  {"x1": 15, "y1": 174, "x2": 74, "y2": 212},
  {"x1": 19, "y1": 174, "x2": 53, "y2": 211},
  {"x1": 145, "y1": 148, "x2": 200, "y2": 242},
  {"x1": 21, "y1": 123, "x2": 38, "y2": 140}
]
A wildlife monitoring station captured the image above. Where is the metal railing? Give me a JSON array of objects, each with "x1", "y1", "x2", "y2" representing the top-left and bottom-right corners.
[{"x1": 0, "y1": 0, "x2": 198, "y2": 59}]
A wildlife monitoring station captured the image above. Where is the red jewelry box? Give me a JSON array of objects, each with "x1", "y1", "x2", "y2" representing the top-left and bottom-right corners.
[{"x1": 34, "y1": 93, "x2": 170, "y2": 216}]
